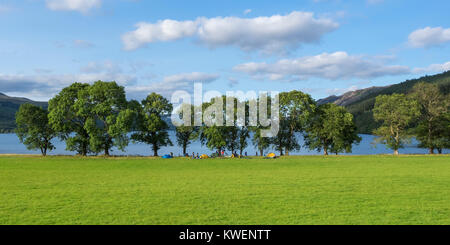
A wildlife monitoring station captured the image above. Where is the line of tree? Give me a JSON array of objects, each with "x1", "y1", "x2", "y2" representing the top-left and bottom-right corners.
[
  {"x1": 15, "y1": 81, "x2": 449, "y2": 156},
  {"x1": 372, "y1": 82, "x2": 450, "y2": 154}
]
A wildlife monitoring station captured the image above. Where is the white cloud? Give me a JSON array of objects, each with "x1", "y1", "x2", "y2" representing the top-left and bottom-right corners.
[
  {"x1": 126, "y1": 72, "x2": 219, "y2": 99},
  {"x1": 408, "y1": 27, "x2": 450, "y2": 48},
  {"x1": 413, "y1": 61, "x2": 450, "y2": 73},
  {"x1": 122, "y1": 11, "x2": 339, "y2": 54},
  {"x1": 233, "y1": 51, "x2": 410, "y2": 81},
  {"x1": 326, "y1": 85, "x2": 359, "y2": 95},
  {"x1": 46, "y1": 0, "x2": 102, "y2": 13},
  {"x1": 0, "y1": 61, "x2": 136, "y2": 100},
  {"x1": 0, "y1": 52, "x2": 219, "y2": 102},
  {"x1": 162, "y1": 72, "x2": 218, "y2": 84},
  {"x1": 243, "y1": 9, "x2": 252, "y2": 15}
]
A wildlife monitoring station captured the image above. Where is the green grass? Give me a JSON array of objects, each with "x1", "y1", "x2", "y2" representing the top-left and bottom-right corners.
[{"x1": 0, "y1": 155, "x2": 449, "y2": 225}]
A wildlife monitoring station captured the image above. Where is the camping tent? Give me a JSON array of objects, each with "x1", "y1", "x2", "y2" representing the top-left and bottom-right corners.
[{"x1": 266, "y1": 152, "x2": 276, "y2": 158}]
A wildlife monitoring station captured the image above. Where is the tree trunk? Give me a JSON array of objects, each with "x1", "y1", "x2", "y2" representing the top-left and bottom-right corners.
[
  {"x1": 285, "y1": 148, "x2": 289, "y2": 156},
  {"x1": 394, "y1": 129, "x2": 400, "y2": 156},
  {"x1": 429, "y1": 148, "x2": 434, "y2": 154},
  {"x1": 82, "y1": 142, "x2": 88, "y2": 156},
  {"x1": 104, "y1": 136, "x2": 111, "y2": 156},
  {"x1": 183, "y1": 144, "x2": 187, "y2": 156},
  {"x1": 153, "y1": 144, "x2": 158, "y2": 157},
  {"x1": 437, "y1": 148, "x2": 442, "y2": 154},
  {"x1": 41, "y1": 147, "x2": 47, "y2": 157},
  {"x1": 260, "y1": 149, "x2": 263, "y2": 157},
  {"x1": 324, "y1": 147, "x2": 328, "y2": 156}
]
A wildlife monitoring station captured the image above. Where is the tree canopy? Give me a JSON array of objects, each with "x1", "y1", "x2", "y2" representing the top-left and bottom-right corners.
[
  {"x1": 274, "y1": 90, "x2": 316, "y2": 155},
  {"x1": 373, "y1": 93, "x2": 421, "y2": 155},
  {"x1": 131, "y1": 92, "x2": 173, "y2": 156},
  {"x1": 305, "y1": 103, "x2": 361, "y2": 155},
  {"x1": 15, "y1": 104, "x2": 56, "y2": 156},
  {"x1": 78, "y1": 81, "x2": 133, "y2": 156},
  {"x1": 48, "y1": 82, "x2": 92, "y2": 156},
  {"x1": 409, "y1": 82, "x2": 450, "y2": 154}
]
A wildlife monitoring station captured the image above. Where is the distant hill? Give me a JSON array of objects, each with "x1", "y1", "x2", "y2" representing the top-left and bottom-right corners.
[
  {"x1": 317, "y1": 86, "x2": 388, "y2": 106},
  {"x1": 0, "y1": 93, "x2": 48, "y2": 133},
  {"x1": 318, "y1": 71, "x2": 450, "y2": 134}
]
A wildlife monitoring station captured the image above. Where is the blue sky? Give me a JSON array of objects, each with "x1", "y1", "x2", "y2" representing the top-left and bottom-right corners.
[{"x1": 0, "y1": 0, "x2": 449, "y2": 101}]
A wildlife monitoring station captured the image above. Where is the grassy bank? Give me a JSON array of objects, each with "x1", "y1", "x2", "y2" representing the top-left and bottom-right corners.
[{"x1": 0, "y1": 155, "x2": 449, "y2": 224}]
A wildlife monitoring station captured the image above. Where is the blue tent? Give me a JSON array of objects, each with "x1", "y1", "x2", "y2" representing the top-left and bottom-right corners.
[{"x1": 162, "y1": 154, "x2": 173, "y2": 159}]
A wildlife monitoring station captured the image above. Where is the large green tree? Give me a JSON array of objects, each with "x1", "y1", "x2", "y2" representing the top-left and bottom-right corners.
[
  {"x1": 78, "y1": 81, "x2": 134, "y2": 156},
  {"x1": 176, "y1": 125, "x2": 198, "y2": 156},
  {"x1": 131, "y1": 92, "x2": 173, "y2": 156},
  {"x1": 237, "y1": 127, "x2": 250, "y2": 156},
  {"x1": 48, "y1": 83, "x2": 92, "y2": 156},
  {"x1": 373, "y1": 93, "x2": 420, "y2": 155},
  {"x1": 199, "y1": 97, "x2": 228, "y2": 155},
  {"x1": 224, "y1": 96, "x2": 250, "y2": 155},
  {"x1": 174, "y1": 104, "x2": 198, "y2": 156},
  {"x1": 432, "y1": 113, "x2": 450, "y2": 154},
  {"x1": 200, "y1": 125, "x2": 228, "y2": 154},
  {"x1": 274, "y1": 90, "x2": 316, "y2": 155},
  {"x1": 304, "y1": 103, "x2": 361, "y2": 155},
  {"x1": 409, "y1": 82, "x2": 449, "y2": 154},
  {"x1": 15, "y1": 104, "x2": 56, "y2": 156},
  {"x1": 270, "y1": 119, "x2": 295, "y2": 156},
  {"x1": 199, "y1": 96, "x2": 251, "y2": 156},
  {"x1": 225, "y1": 126, "x2": 239, "y2": 154},
  {"x1": 251, "y1": 126, "x2": 271, "y2": 156}
]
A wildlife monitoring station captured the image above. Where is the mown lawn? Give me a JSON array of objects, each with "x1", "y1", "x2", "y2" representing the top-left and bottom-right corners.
[{"x1": 0, "y1": 155, "x2": 449, "y2": 225}]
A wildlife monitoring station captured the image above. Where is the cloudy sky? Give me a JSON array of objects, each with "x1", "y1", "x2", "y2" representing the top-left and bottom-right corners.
[{"x1": 0, "y1": 0, "x2": 449, "y2": 101}]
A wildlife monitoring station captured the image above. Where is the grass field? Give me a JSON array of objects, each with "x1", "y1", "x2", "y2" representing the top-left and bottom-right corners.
[{"x1": 0, "y1": 155, "x2": 449, "y2": 225}]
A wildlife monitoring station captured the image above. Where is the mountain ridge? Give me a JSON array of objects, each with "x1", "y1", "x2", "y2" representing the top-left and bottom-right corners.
[{"x1": 319, "y1": 70, "x2": 450, "y2": 133}]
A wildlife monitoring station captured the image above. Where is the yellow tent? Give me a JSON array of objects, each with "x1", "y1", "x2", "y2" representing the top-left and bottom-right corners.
[
  {"x1": 200, "y1": 154, "x2": 209, "y2": 159},
  {"x1": 267, "y1": 152, "x2": 276, "y2": 158}
]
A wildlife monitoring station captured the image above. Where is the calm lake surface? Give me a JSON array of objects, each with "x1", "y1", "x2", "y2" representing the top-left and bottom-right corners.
[{"x1": 1, "y1": 132, "x2": 448, "y2": 156}]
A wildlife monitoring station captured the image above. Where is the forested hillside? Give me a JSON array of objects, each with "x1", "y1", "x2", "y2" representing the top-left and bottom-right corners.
[{"x1": 319, "y1": 71, "x2": 450, "y2": 134}]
